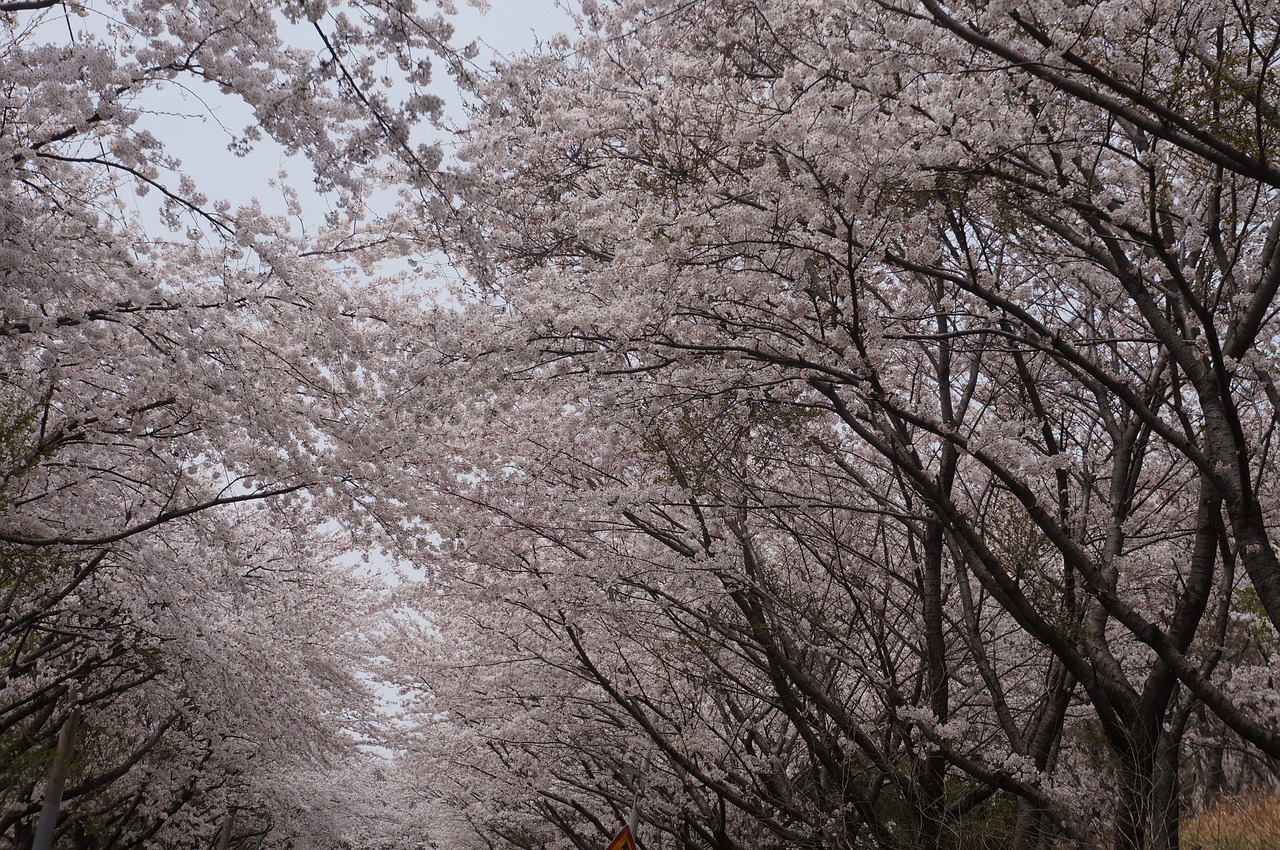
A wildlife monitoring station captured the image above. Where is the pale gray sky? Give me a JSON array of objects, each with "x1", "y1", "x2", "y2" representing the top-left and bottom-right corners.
[{"x1": 452, "y1": 0, "x2": 571, "y2": 59}]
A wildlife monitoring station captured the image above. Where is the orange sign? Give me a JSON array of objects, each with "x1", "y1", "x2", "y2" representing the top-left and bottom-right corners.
[{"x1": 605, "y1": 826, "x2": 637, "y2": 850}]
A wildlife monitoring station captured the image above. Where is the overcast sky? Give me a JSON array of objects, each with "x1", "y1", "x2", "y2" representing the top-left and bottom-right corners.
[{"x1": 453, "y1": 0, "x2": 570, "y2": 59}]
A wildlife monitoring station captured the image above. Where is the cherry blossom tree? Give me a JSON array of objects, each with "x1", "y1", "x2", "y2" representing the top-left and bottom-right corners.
[
  {"x1": 411, "y1": 2, "x2": 1280, "y2": 849},
  {"x1": 0, "y1": 0, "x2": 466, "y2": 845}
]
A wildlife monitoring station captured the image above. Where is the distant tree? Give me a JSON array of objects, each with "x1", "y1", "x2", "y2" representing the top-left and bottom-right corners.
[{"x1": 0, "y1": 0, "x2": 461, "y2": 845}]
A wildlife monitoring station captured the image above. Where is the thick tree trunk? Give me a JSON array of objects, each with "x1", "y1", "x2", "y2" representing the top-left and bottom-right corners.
[
  {"x1": 1113, "y1": 725, "x2": 1156, "y2": 850},
  {"x1": 1110, "y1": 701, "x2": 1191, "y2": 850},
  {"x1": 918, "y1": 515, "x2": 951, "y2": 850},
  {"x1": 1149, "y1": 705, "x2": 1190, "y2": 850}
]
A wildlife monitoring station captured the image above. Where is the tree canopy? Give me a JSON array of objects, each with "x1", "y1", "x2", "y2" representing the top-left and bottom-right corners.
[
  {"x1": 4, "y1": 1, "x2": 1280, "y2": 850},
  {"x1": 1, "y1": 0, "x2": 458, "y2": 845},
  {"x1": 413, "y1": 2, "x2": 1280, "y2": 850}
]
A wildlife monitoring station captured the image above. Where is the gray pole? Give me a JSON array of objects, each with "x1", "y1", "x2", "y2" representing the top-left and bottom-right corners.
[
  {"x1": 626, "y1": 755, "x2": 649, "y2": 839},
  {"x1": 215, "y1": 809, "x2": 236, "y2": 850},
  {"x1": 32, "y1": 707, "x2": 82, "y2": 850}
]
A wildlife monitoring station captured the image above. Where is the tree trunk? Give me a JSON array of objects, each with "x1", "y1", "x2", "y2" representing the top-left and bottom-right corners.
[{"x1": 1112, "y1": 708, "x2": 1186, "y2": 850}]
